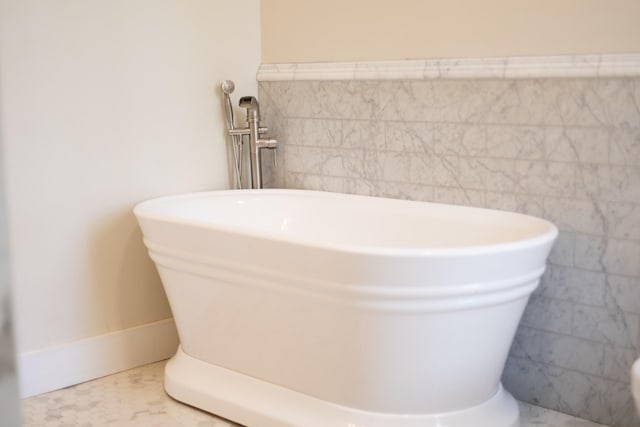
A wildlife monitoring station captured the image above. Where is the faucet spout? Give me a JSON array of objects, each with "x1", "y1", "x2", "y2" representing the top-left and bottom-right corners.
[
  {"x1": 239, "y1": 96, "x2": 261, "y2": 121},
  {"x1": 236, "y1": 96, "x2": 277, "y2": 189}
]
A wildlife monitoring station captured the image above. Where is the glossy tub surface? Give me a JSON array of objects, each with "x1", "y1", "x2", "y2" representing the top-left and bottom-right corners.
[{"x1": 134, "y1": 189, "x2": 558, "y2": 427}]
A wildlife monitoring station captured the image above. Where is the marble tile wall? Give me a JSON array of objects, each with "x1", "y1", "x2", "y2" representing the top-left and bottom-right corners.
[{"x1": 259, "y1": 78, "x2": 640, "y2": 427}]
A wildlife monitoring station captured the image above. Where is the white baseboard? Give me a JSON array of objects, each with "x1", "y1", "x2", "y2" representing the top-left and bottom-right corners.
[{"x1": 17, "y1": 318, "x2": 179, "y2": 398}]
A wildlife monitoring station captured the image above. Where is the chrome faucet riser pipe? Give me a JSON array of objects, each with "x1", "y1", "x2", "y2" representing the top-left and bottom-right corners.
[
  {"x1": 248, "y1": 115, "x2": 262, "y2": 189},
  {"x1": 228, "y1": 94, "x2": 277, "y2": 189}
]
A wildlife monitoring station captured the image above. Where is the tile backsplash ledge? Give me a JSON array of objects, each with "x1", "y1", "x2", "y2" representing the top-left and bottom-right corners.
[{"x1": 258, "y1": 53, "x2": 640, "y2": 81}]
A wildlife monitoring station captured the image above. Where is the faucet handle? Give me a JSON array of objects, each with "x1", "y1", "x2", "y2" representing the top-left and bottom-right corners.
[{"x1": 258, "y1": 137, "x2": 278, "y2": 167}]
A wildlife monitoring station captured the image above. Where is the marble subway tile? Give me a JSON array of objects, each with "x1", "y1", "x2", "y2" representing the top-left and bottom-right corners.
[
  {"x1": 544, "y1": 127, "x2": 611, "y2": 164},
  {"x1": 282, "y1": 144, "x2": 305, "y2": 174},
  {"x1": 283, "y1": 145, "x2": 313, "y2": 174},
  {"x1": 285, "y1": 172, "x2": 346, "y2": 193},
  {"x1": 301, "y1": 119, "x2": 342, "y2": 147},
  {"x1": 377, "y1": 80, "x2": 433, "y2": 122},
  {"x1": 538, "y1": 79, "x2": 617, "y2": 127},
  {"x1": 548, "y1": 231, "x2": 575, "y2": 267},
  {"x1": 484, "y1": 80, "x2": 550, "y2": 125},
  {"x1": 282, "y1": 118, "x2": 303, "y2": 145},
  {"x1": 431, "y1": 155, "x2": 462, "y2": 187},
  {"x1": 378, "y1": 80, "x2": 504, "y2": 123},
  {"x1": 302, "y1": 81, "x2": 368, "y2": 119},
  {"x1": 431, "y1": 187, "x2": 485, "y2": 207},
  {"x1": 341, "y1": 149, "x2": 366, "y2": 179},
  {"x1": 378, "y1": 182, "x2": 434, "y2": 202},
  {"x1": 484, "y1": 192, "x2": 545, "y2": 217},
  {"x1": 603, "y1": 346, "x2": 637, "y2": 383},
  {"x1": 573, "y1": 304, "x2": 639, "y2": 347},
  {"x1": 298, "y1": 174, "x2": 346, "y2": 193},
  {"x1": 283, "y1": 171, "x2": 305, "y2": 189},
  {"x1": 509, "y1": 326, "x2": 543, "y2": 361},
  {"x1": 458, "y1": 157, "x2": 515, "y2": 192},
  {"x1": 433, "y1": 80, "x2": 516, "y2": 123},
  {"x1": 583, "y1": 79, "x2": 640, "y2": 128},
  {"x1": 260, "y1": 81, "x2": 310, "y2": 118},
  {"x1": 409, "y1": 155, "x2": 435, "y2": 185},
  {"x1": 575, "y1": 235, "x2": 640, "y2": 278},
  {"x1": 609, "y1": 127, "x2": 640, "y2": 166},
  {"x1": 360, "y1": 150, "x2": 385, "y2": 181},
  {"x1": 433, "y1": 123, "x2": 487, "y2": 157},
  {"x1": 584, "y1": 375, "x2": 639, "y2": 427},
  {"x1": 343, "y1": 120, "x2": 385, "y2": 150},
  {"x1": 343, "y1": 178, "x2": 384, "y2": 197},
  {"x1": 258, "y1": 82, "x2": 285, "y2": 116},
  {"x1": 576, "y1": 163, "x2": 640, "y2": 202},
  {"x1": 384, "y1": 121, "x2": 432, "y2": 153},
  {"x1": 284, "y1": 146, "x2": 345, "y2": 176},
  {"x1": 573, "y1": 234, "x2": 606, "y2": 272},
  {"x1": 601, "y1": 239, "x2": 640, "y2": 277},
  {"x1": 514, "y1": 160, "x2": 576, "y2": 197},
  {"x1": 336, "y1": 80, "x2": 384, "y2": 120},
  {"x1": 606, "y1": 202, "x2": 640, "y2": 240},
  {"x1": 380, "y1": 151, "x2": 412, "y2": 182},
  {"x1": 504, "y1": 357, "x2": 636, "y2": 426},
  {"x1": 538, "y1": 266, "x2": 607, "y2": 307},
  {"x1": 486, "y1": 125, "x2": 545, "y2": 160},
  {"x1": 567, "y1": 373, "x2": 636, "y2": 427},
  {"x1": 605, "y1": 275, "x2": 640, "y2": 314},
  {"x1": 542, "y1": 197, "x2": 606, "y2": 236},
  {"x1": 520, "y1": 295, "x2": 573, "y2": 334},
  {"x1": 502, "y1": 358, "x2": 566, "y2": 410},
  {"x1": 539, "y1": 333, "x2": 605, "y2": 375}
]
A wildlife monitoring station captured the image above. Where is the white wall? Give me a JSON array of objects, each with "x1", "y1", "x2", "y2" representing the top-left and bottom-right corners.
[
  {"x1": 0, "y1": 0, "x2": 260, "y2": 392},
  {"x1": 261, "y1": 0, "x2": 640, "y2": 63}
]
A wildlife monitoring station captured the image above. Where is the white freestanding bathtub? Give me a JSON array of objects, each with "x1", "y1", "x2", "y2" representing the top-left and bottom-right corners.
[{"x1": 134, "y1": 189, "x2": 557, "y2": 427}]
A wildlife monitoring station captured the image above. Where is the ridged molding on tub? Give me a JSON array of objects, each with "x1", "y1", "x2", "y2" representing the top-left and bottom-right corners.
[
  {"x1": 256, "y1": 53, "x2": 640, "y2": 81},
  {"x1": 134, "y1": 190, "x2": 558, "y2": 427}
]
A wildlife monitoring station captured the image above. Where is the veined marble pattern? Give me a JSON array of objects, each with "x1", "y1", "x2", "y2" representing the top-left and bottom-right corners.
[
  {"x1": 21, "y1": 362, "x2": 233, "y2": 427},
  {"x1": 21, "y1": 360, "x2": 608, "y2": 427},
  {"x1": 257, "y1": 54, "x2": 640, "y2": 81},
  {"x1": 258, "y1": 77, "x2": 640, "y2": 427}
]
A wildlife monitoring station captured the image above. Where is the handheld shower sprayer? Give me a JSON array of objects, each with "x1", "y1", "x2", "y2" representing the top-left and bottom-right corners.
[
  {"x1": 221, "y1": 80, "x2": 243, "y2": 188},
  {"x1": 221, "y1": 80, "x2": 236, "y2": 129}
]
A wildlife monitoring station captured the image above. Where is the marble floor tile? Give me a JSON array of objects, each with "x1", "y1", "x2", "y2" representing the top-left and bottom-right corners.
[{"x1": 21, "y1": 361, "x2": 608, "y2": 427}]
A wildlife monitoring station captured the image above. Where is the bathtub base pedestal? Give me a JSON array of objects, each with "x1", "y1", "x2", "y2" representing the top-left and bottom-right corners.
[{"x1": 164, "y1": 346, "x2": 519, "y2": 427}]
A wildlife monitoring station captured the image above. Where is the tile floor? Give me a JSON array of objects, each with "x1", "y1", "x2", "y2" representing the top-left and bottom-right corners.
[{"x1": 22, "y1": 360, "x2": 607, "y2": 427}]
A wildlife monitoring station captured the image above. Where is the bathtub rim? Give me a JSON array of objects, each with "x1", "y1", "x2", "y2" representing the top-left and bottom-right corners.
[{"x1": 134, "y1": 189, "x2": 558, "y2": 259}]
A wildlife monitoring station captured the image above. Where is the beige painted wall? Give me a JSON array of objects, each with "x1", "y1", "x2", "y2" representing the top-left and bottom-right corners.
[
  {"x1": 261, "y1": 0, "x2": 640, "y2": 63},
  {"x1": 0, "y1": 0, "x2": 260, "y2": 353}
]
